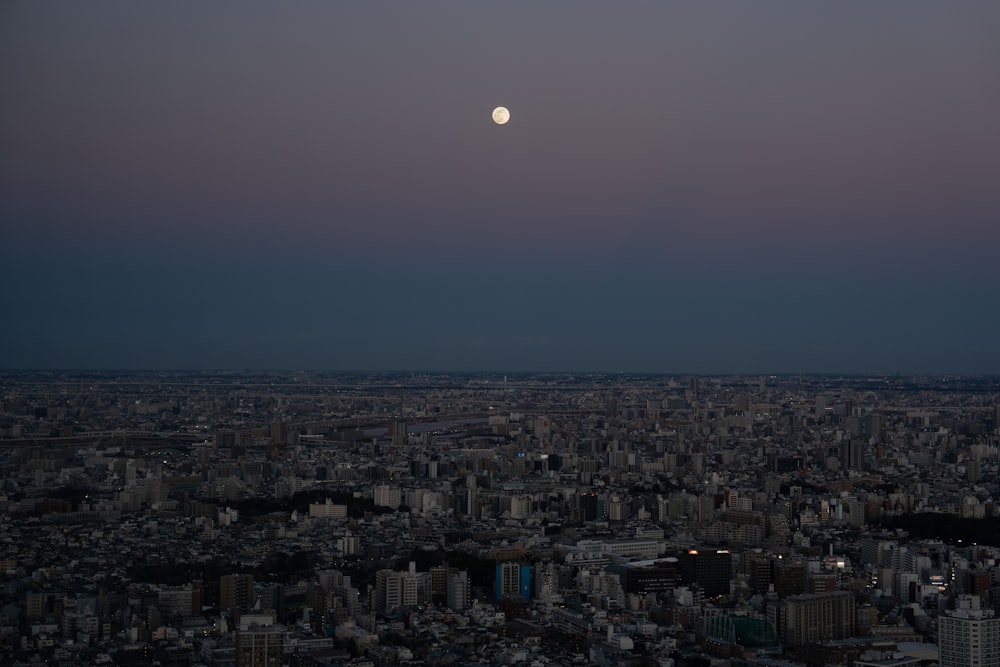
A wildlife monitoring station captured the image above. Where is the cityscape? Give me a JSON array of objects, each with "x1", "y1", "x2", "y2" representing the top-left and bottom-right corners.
[
  {"x1": 2, "y1": 370, "x2": 1000, "y2": 666},
  {"x1": 3, "y1": 3, "x2": 999, "y2": 667}
]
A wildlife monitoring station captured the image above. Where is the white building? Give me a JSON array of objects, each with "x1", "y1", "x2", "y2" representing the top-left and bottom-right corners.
[
  {"x1": 938, "y1": 595, "x2": 1000, "y2": 667},
  {"x1": 510, "y1": 495, "x2": 530, "y2": 519},
  {"x1": 309, "y1": 498, "x2": 347, "y2": 519},
  {"x1": 373, "y1": 485, "x2": 401, "y2": 509},
  {"x1": 373, "y1": 564, "x2": 429, "y2": 613}
]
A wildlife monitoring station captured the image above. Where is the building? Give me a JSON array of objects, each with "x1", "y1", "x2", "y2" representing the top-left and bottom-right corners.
[
  {"x1": 678, "y1": 549, "x2": 732, "y2": 597},
  {"x1": 938, "y1": 595, "x2": 1000, "y2": 667},
  {"x1": 236, "y1": 626, "x2": 283, "y2": 667},
  {"x1": 446, "y1": 571, "x2": 470, "y2": 611},
  {"x1": 373, "y1": 485, "x2": 401, "y2": 509},
  {"x1": 25, "y1": 592, "x2": 47, "y2": 622},
  {"x1": 220, "y1": 574, "x2": 255, "y2": 614},
  {"x1": 308, "y1": 497, "x2": 347, "y2": 519},
  {"x1": 430, "y1": 564, "x2": 455, "y2": 601},
  {"x1": 337, "y1": 534, "x2": 360, "y2": 556},
  {"x1": 768, "y1": 591, "x2": 855, "y2": 647},
  {"x1": 578, "y1": 492, "x2": 599, "y2": 522},
  {"x1": 841, "y1": 437, "x2": 865, "y2": 471},
  {"x1": 374, "y1": 570, "x2": 409, "y2": 613},
  {"x1": 772, "y1": 559, "x2": 807, "y2": 598},
  {"x1": 269, "y1": 421, "x2": 288, "y2": 446},
  {"x1": 607, "y1": 559, "x2": 679, "y2": 595},
  {"x1": 373, "y1": 566, "x2": 428, "y2": 613},
  {"x1": 510, "y1": 494, "x2": 531, "y2": 519},
  {"x1": 600, "y1": 537, "x2": 665, "y2": 559},
  {"x1": 390, "y1": 421, "x2": 407, "y2": 446},
  {"x1": 495, "y1": 562, "x2": 532, "y2": 601},
  {"x1": 158, "y1": 585, "x2": 195, "y2": 617}
]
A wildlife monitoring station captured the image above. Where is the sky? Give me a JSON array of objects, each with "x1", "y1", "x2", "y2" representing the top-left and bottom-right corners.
[{"x1": 2, "y1": 1, "x2": 999, "y2": 374}]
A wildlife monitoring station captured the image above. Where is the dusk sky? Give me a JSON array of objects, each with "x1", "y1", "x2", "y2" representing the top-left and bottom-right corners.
[{"x1": 2, "y1": 2, "x2": 999, "y2": 374}]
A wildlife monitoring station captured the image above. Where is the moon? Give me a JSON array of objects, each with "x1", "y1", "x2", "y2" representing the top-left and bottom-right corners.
[{"x1": 492, "y1": 106, "x2": 510, "y2": 125}]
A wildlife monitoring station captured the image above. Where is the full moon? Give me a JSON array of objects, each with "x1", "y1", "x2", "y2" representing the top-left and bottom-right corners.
[{"x1": 492, "y1": 106, "x2": 510, "y2": 125}]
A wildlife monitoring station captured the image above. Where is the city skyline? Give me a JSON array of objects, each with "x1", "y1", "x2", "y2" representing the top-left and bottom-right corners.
[
  {"x1": 2, "y1": 2, "x2": 999, "y2": 373},
  {"x1": 1, "y1": 368, "x2": 998, "y2": 665}
]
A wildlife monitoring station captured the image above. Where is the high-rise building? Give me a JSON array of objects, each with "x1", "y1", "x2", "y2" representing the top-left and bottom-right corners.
[
  {"x1": 534, "y1": 562, "x2": 561, "y2": 601},
  {"x1": 495, "y1": 562, "x2": 531, "y2": 601},
  {"x1": 373, "y1": 567, "x2": 427, "y2": 613},
  {"x1": 578, "y1": 492, "x2": 599, "y2": 522},
  {"x1": 373, "y1": 570, "x2": 404, "y2": 613},
  {"x1": 938, "y1": 595, "x2": 1000, "y2": 667},
  {"x1": 667, "y1": 494, "x2": 687, "y2": 522},
  {"x1": 772, "y1": 560, "x2": 807, "y2": 598},
  {"x1": 25, "y1": 592, "x2": 47, "y2": 622},
  {"x1": 446, "y1": 571, "x2": 470, "y2": 611},
  {"x1": 767, "y1": 591, "x2": 854, "y2": 647},
  {"x1": 840, "y1": 438, "x2": 865, "y2": 471},
  {"x1": 430, "y1": 565, "x2": 455, "y2": 601},
  {"x1": 743, "y1": 551, "x2": 771, "y2": 594},
  {"x1": 466, "y1": 485, "x2": 479, "y2": 518},
  {"x1": 510, "y1": 495, "x2": 531, "y2": 519},
  {"x1": 220, "y1": 574, "x2": 255, "y2": 613},
  {"x1": 337, "y1": 534, "x2": 360, "y2": 556},
  {"x1": 373, "y1": 485, "x2": 401, "y2": 509},
  {"x1": 391, "y1": 421, "x2": 407, "y2": 447},
  {"x1": 678, "y1": 549, "x2": 732, "y2": 597},
  {"x1": 269, "y1": 421, "x2": 287, "y2": 446},
  {"x1": 608, "y1": 494, "x2": 626, "y2": 522}
]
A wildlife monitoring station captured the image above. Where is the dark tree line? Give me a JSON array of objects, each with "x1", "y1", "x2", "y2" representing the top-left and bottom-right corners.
[{"x1": 879, "y1": 512, "x2": 1000, "y2": 546}]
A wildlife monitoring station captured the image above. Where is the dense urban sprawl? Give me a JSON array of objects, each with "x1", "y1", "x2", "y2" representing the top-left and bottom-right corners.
[{"x1": 2, "y1": 371, "x2": 1000, "y2": 667}]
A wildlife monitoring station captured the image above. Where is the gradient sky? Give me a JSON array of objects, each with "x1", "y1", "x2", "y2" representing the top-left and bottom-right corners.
[{"x1": 2, "y1": 2, "x2": 999, "y2": 373}]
